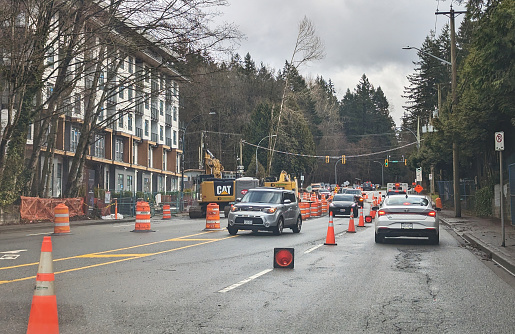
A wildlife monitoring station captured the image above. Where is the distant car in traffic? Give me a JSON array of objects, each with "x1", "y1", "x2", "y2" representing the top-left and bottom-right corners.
[
  {"x1": 329, "y1": 194, "x2": 358, "y2": 217},
  {"x1": 227, "y1": 187, "x2": 302, "y2": 236},
  {"x1": 342, "y1": 188, "x2": 364, "y2": 208},
  {"x1": 373, "y1": 194, "x2": 440, "y2": 244},
  {"x1": 362, "y1": 181, "x2": 374, "y2": 191}
]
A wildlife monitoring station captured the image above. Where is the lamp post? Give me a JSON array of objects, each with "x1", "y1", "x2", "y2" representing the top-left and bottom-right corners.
[
  {"x1": 180, "y1": 111, "x2": 215, "y2": 212},
  {"x1": 334, "y1": 159, "x2": 341, "y2": 185},
  {"x1": 373, "y1": 161, "x2": 384, "y2": 188},
  {"x1": 403, "y1": 40, "x2": 461, "y2": 217},
  {"x1": 256, "y1": 135, "x2": 276, "y2": 177}
]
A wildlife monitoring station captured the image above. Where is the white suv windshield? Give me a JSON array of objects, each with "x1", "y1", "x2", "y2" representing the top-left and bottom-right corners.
[{"x1": 241, "y1": 191, "x2": 282, "y2": 204}]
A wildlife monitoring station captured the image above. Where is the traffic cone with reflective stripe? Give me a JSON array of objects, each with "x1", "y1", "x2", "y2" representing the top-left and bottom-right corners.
[
  {"x1": 324, "y1": 212, "x2": 337, "y2": 245},
  {"x1": 358, "y1": 208, "x2": 365, "y2": 227},
  {"x1": 347, "y1": 214, "x2": 356, "y2": 233},
  {"x1": 27, "y1": 236, "x2": 59, "y2": 334}
]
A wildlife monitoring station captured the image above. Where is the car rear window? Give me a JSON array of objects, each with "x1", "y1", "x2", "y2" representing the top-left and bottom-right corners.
[
  {"x1": 385, "y1": 197, "x2": 429, "y2": 206},
  {"x1": 333, "y1": 194, "x2": 354, "y2": 201}
]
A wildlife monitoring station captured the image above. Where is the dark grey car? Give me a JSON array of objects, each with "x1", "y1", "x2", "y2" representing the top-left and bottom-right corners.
[{"x1": 227, "y1": 188, "x2": 302, "y2": 235}]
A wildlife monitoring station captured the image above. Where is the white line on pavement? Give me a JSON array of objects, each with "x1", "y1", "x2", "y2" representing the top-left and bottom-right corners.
[
  {"x1": 304, "y1": 244, "x2": 323, "y2": 254},
  {"x1": 218, "y1": 269, "x2": 273, "y2": 293}
]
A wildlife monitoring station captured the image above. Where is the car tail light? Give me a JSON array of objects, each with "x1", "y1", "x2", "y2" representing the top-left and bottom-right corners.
[
  {"x1": 377, "y1": 210, "x2": 386, "y2": 216},
  {"x1": 427, "y1": 210, "x2": 436, "y2": 217}
]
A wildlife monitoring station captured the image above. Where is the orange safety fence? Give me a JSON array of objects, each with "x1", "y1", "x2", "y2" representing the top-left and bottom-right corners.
[{"x1": 21, "y1": 196, "x2": 85, "y2": 222}]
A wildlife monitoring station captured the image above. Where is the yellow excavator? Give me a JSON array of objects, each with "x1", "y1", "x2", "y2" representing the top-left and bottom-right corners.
[
  {"x1": 189, "y1": 150, "x2": 259, "y2": 218},
  {"x1": 264, "y1": 171, "x2": 299, "y2": 197}
]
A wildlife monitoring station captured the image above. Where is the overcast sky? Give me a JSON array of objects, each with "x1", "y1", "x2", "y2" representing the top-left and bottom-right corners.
[{"x1": 215, "y1": 0, "x2": 467, "y2": 126}]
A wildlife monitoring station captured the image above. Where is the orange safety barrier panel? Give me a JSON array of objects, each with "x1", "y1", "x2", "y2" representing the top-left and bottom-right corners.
[
  {"x1": 310, "y1": 201, "x2": 320, "y2": 217},
  {"x1": 317, "y1": 201, "x2": 322, "y2": 216},
  {"x1": 205, "y1": 203, "x2": 221, "y2": 230},
  {"x1": 21, "y1": 197, "x2": 85, "y2": 222},
  {"x1": 321, "y1": 199, "x2": 328, "y2": 215}
]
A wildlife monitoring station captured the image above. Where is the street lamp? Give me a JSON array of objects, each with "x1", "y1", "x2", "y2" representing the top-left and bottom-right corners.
[
  {"x1": 402, "y1": 46, "x2": 451, "y2": 66},
  {"x1": 403, "y1": 44, "x2": 460, "y2": 217},
  {"x1": 255, "y1": 135, "x2": 277, "y2": 177},
  {"x1": 180, "y1": 111, "x2": 216, "y2": 211},
  {"x1": 334, "y1": 159, "x2": 341, "y2": 185},
  {"x1": 373, "y1": 161, "x2": 384, "y2": 188},
  {"x1": 396, "y1": 126, "x2": 420, "y2": 149}
]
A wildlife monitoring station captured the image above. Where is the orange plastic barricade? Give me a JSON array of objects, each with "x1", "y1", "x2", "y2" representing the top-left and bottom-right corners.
[
  {"x1": 205, "y1": 203, "x2": 221, "y2": 230},
  {"x1": 299, "y1": 202, "x2": 309, "y2": 220},
  {"x1": 317, "y1": 201, "x2": 322, "y2": 217},
  {"x1": 435, "y1": 198, "x2": 442, "y2": 209},
  {"x1": 162, "y1": 205, "x2": 171, "y2": 220},
  {"x1": 27, "y1": 236, "x2": 59, "y2": 334},
  {"x1": 132, "y1": 201, "x2": 154, "y2": 232},
  {"x1": 321, "y1": 199, "x2": 328, "y2": 215},
  {"x1": 53, "y1": 203, "x2": 71, "y2": 235},
  {"x1": 310, "y1": 201, "x2": 318, "y2": 218}
]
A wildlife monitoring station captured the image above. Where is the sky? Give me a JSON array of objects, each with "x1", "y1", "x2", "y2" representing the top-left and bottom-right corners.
[{"x1": 215, "y1": 0, "x2": 467, "y2": 127}]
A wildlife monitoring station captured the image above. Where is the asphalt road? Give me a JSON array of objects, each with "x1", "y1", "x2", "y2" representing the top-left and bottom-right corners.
[{"x1": 2, "y1": 200, "x2": 515, "y2": 333}]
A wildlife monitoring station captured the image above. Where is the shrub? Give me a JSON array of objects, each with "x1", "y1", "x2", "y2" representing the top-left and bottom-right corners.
[{"x1": 474, "y1": 186, "x2": 493, "y2": 217}]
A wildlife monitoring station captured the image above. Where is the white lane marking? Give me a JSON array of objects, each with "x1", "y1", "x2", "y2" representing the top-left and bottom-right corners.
[
  {"x1": 0, "y1": 249, "x2": 27, "y2": 260},
  {"x1": 219, "y1": 269, "x2": 273, "y2": 293},
  {"x1": 304, "y1": 244, "x2": 323, "y2": 254},
  {"x1": 26, "y1": 232, "x2": 53, "y2": 236},
  {"x1": 113, "y1": 224, "x2": 133, "y2": 227}
]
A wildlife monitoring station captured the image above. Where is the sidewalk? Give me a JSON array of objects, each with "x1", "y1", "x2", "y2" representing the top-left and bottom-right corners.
[{"x1": 439, "y1": 209, "x2": 515, "y2": 275}]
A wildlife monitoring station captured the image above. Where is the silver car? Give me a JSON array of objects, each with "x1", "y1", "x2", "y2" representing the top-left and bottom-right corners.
[
  {"x1": 373, "y1": 194, "x2": 440, "y2": 244},
  {"x1": 227, "y1": 188, "x2": 302, "y2": 235}
]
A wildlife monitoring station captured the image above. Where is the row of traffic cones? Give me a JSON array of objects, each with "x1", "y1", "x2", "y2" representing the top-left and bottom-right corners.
[{"x1": 324, "y1": 207, "x2": 372, "y2": 244}]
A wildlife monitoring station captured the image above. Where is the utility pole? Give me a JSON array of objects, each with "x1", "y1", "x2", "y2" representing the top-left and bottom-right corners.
[{"x1": 436, "y1": 6, "x2": 466, "y2": 218}]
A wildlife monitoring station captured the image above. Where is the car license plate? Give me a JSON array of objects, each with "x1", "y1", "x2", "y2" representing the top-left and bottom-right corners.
[
  {"x1": 244, "y1": 219, "x2": 253, "y2": 225},
  {"x1": 401, "y1": 223, "x2": 413, "y2": 229},
  {"x1": 340, "y1": 209, "x2": 346, "y2": 212}
]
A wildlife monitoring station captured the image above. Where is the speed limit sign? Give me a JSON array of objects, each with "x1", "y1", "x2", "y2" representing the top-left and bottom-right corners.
[{"x1": 495, "y1": 131, "x2": 504, "y2": 151}]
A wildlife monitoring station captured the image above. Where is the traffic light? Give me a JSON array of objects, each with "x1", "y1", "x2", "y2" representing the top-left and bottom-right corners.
[
  {"x1": 385, "y1": 158, "x2": 389, "y2": 167},
  {"x1": 342, "y1": 155, "x2": 346, "y2": 164},
  {"x1": 325, "y1": 156, "x2": 329, "y2": 163}
]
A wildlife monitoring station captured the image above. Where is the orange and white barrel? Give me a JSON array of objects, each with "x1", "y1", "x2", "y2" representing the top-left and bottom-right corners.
[
  {"x1": 205, "y1": 203, "x2": 221, "y2": 230},
  {"x1": 321, "y1": 199, "x2": 328, "y2": 215},
  {"x1": 162, "y1": 204, "x2": 171, "y2": 220},
  {"x1": 132, "y1": 201, "x2": 153, "y2": 232},
  {"x1": 53, "y1": 203, "x2": 71, "y2": 235}
]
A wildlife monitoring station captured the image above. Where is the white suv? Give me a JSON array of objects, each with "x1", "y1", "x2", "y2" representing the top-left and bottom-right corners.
[{"x1": 227, "y1": 188, "x2": 302, "y2": 235}]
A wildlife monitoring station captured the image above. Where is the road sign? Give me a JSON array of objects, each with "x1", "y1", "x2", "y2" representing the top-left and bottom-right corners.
[
  {"x1": 495, "y1": 131, "x2": 504, "y2": 151},
  {"x1": 306, "y1": 186, "x2": 312, "y2": 192},
  {"x1": 416, "y1": 167, "x2": 422, "y2": 182},
  {"x1": 414, "y1": 185, "x2": 423, "y2": 193}
]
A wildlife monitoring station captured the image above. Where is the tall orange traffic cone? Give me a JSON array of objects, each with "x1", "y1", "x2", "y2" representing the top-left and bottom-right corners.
[
  {"x1": 27, "y1": 236, "x2": 59, "y2": 334},
  {"x1": 347, "y1": 214, "x2": 356, "y2": 233},
  {"x1": 358, "y1": 208, "x2": 365, "y2": 227},
  {"x1": 324, "y1": 212, "x2": 337, "y2": 245}
]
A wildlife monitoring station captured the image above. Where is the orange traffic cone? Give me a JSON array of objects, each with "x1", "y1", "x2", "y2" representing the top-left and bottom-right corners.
[
  {"x1": 358, "y1": 208, "x2": 365, "y2": 227},
  {"x1": 324, "y1": 212, "x2": 337, "y2": 245},
  {"x1": 347, "y1": 214, "x2": 356, "y2": 233},
  {"x1": 27, "y1": 236, "x2": 59, "y2": 334}
]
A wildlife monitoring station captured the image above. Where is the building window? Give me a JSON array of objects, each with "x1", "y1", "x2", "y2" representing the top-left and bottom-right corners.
[
  {"x1": 173, "y1": 130, "x2": 177, "y2": 146},
  {"x1": 128, "y1": 85, "x2": 133, "y2": 100},
  {"x1": 144, "y1": 120, "x2": 149, "y2": 136},
  {"x1": 128, "y1": 113, "x2": 133, "y2": 131},
  {"x1": 148, "y1": 147, "x2": 152, "y2": 167},
  {"x1": 119, "y1": 53, "x2": 125, "y2": 70},
  {"x1": 145, "y1": 94, "x2": 149, "y2": 109},
  {"x1": 74, "y1": 94, "x2": 81, "y2": 114},
  {"x1": 47, "y1": 46, "x2": 54, "y2": 68},
  {"x1": 56, "y1": 163, "x2": 62, "y2": 198},
  {"x1": 173, "y1": 105, "x2": 177, "y2": 121},
  {"x1": 98, "y1": 106, "x2": 104, "y2": 121},
  {"x1": 27, "y1": 124, "x2": 32, "y2": 140},
  {"x1": 119, "y1": 85, "x2": 124, "y2": 99},
  {"x1": 115, "y1": 138, "x2": 124, "y2": 162},
  {"x1": 118, "y1": 173, "x2": 124, "y2": 191},
  {"x1": 163, "y1": 151, "x2": 166, "y2": 170},
  {"x1": 128, "y1": 56, "x2": 133, "y2": 73},
  {"x1": 46, "y1": 84, "x2": 54, "y2": 100},
  {"x1": 94, "y1": 135, "x2": 105, "y2": 158},
  {"x1": 127, "y1": 175, "x2": 133, "y2": 193},
  {"x1": 99, "y1": 72, "x2": 104, "y2": 90},
  {"x1": 159, "y1": 100, "x2": 164, "y2": 115},
  {"x1": 118, "y1": 114, "x2": 123, "y2": 128},
  {"x1": 71, "y1": 126, "x2": 80, "y2": 152},
  {"x1": 160, "y1": 126, "x2": 163, "y2": 141}
]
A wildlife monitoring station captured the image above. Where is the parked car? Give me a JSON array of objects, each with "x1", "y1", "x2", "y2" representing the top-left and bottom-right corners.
[
  {"x1": 227, "y1": 187, "x2": 302, "y2": 236},
  {"x1": 329, "y1": 194, "x2": 358, "y2": 217},
  {"x1": 342, "y1": 188, "x2": 364, "y2": 208},
  {"x1": 373, "y1": 194, "x2": 440, "y2": 244}
]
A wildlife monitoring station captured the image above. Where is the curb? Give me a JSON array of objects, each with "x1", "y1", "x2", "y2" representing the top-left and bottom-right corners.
[{"x1": 461, "y1": 232, "x2": 515, "y2": 276}]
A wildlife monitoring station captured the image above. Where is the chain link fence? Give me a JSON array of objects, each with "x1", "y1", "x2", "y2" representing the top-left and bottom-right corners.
[{"x1": 436, "y1": 179, "x2": 476, "y2": 211}]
